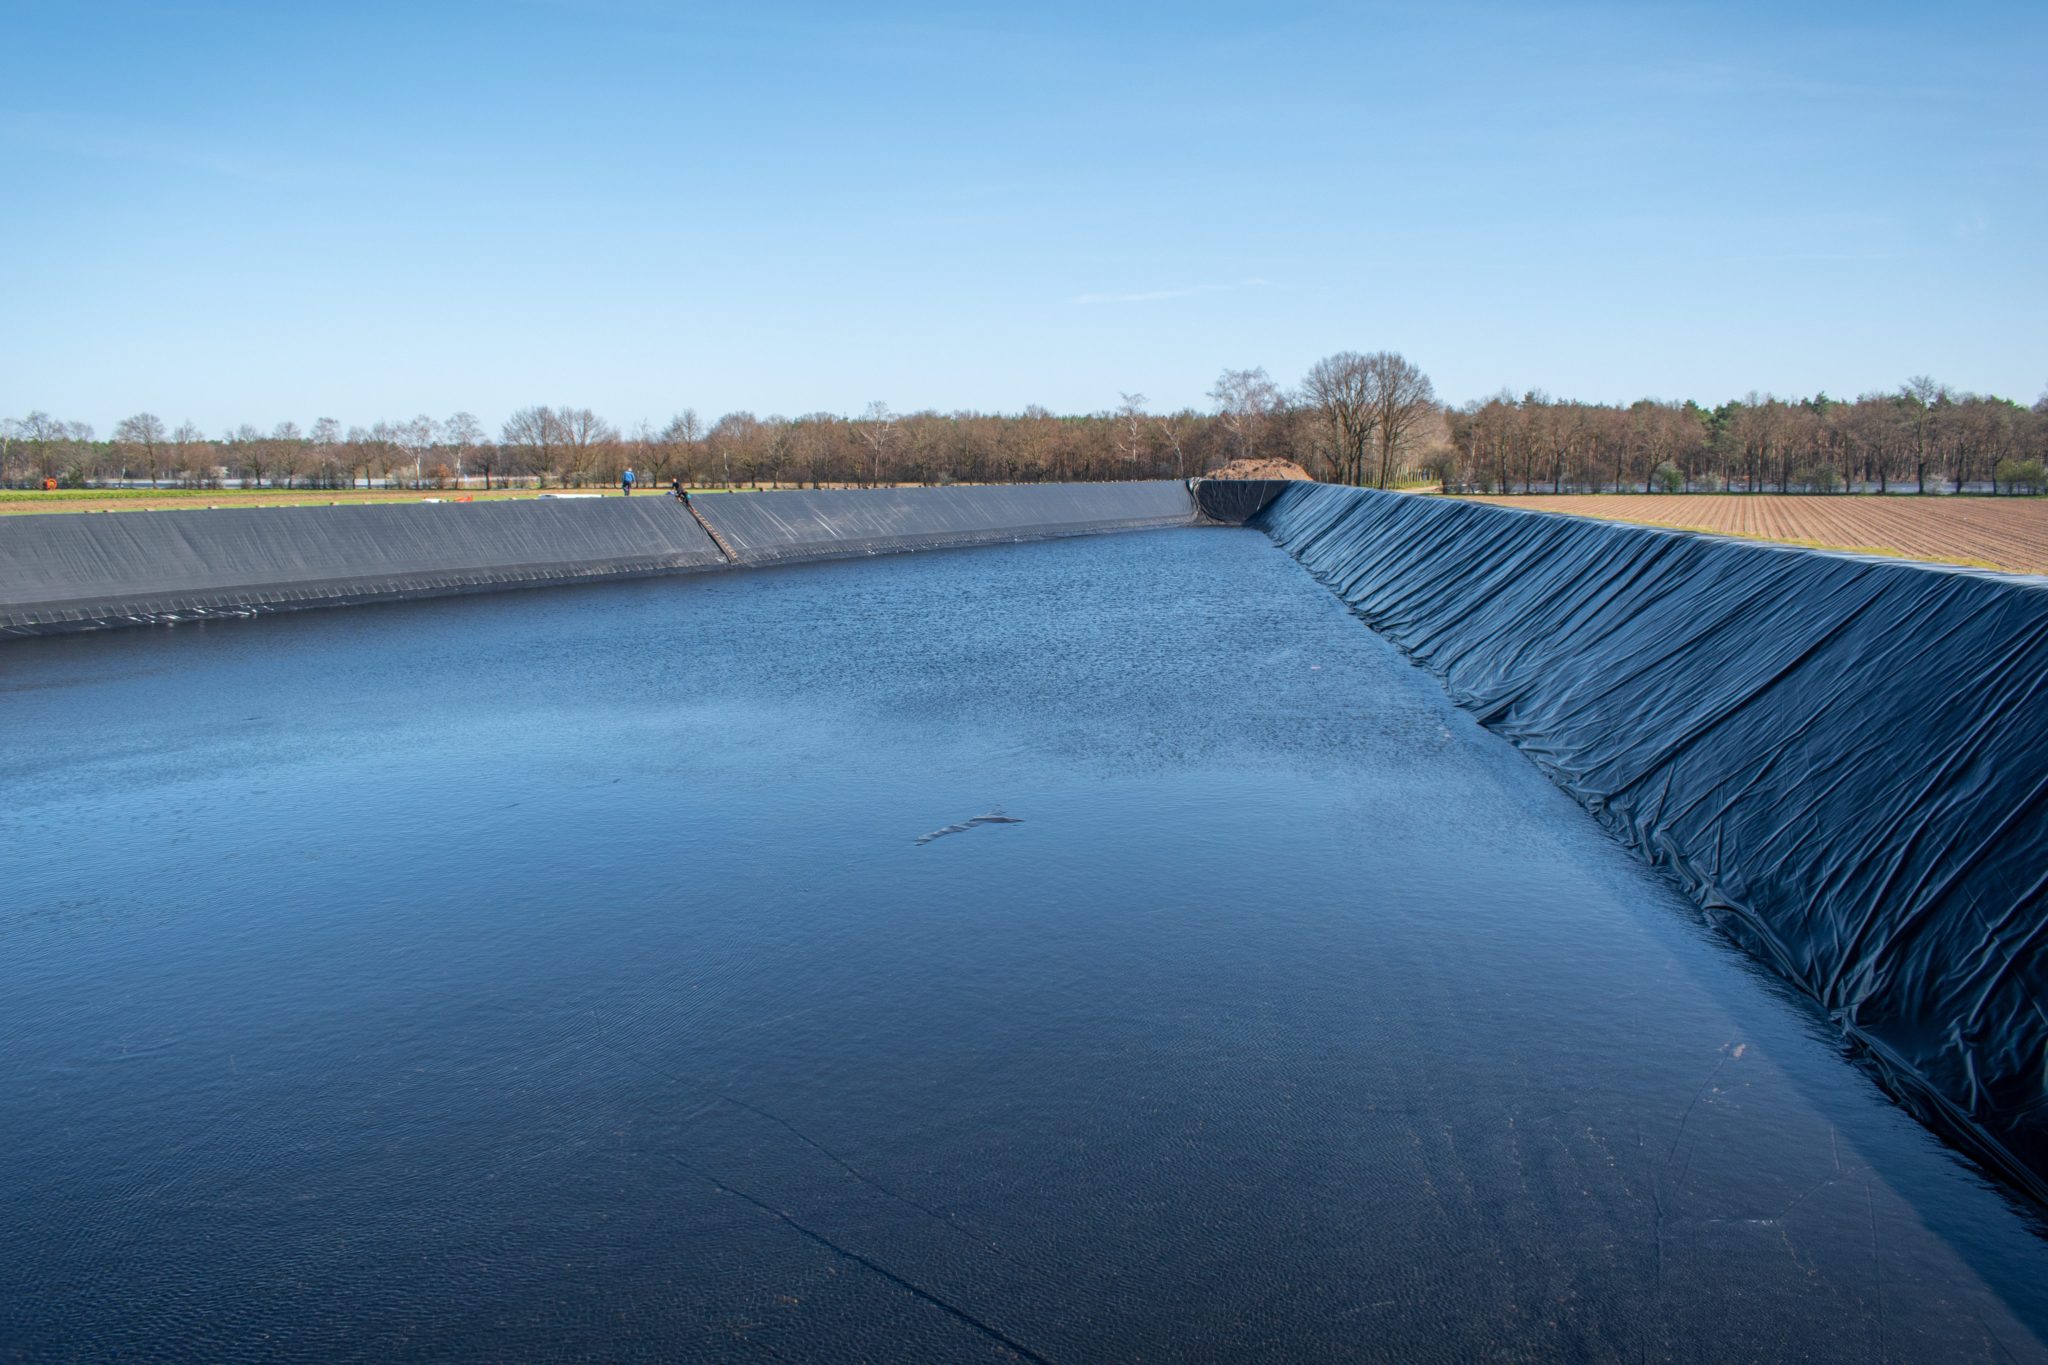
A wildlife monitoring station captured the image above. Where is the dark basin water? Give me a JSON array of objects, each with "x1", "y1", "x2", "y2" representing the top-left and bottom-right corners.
[{"x1": 3, "y1": 527, "x2": 2044, "y2": 1362}]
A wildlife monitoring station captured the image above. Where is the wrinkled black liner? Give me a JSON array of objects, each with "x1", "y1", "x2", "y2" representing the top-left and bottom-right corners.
[
  {"x1": 1192, "y1": 479, "x2": 1293, "y2": 525},
  {"x1": 1258, "y1": 483, "x2": 2048, "y2": 1205}
]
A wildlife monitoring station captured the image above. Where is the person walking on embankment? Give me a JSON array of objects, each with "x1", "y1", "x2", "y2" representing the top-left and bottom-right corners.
[{"x1": 621, "y1": 466, "x2": 636, "y2": 496}]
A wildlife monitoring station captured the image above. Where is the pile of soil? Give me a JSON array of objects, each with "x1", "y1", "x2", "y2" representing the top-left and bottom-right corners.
[{"x1": 1201, "y1": 458, "x2": 1314, "y2": 482}]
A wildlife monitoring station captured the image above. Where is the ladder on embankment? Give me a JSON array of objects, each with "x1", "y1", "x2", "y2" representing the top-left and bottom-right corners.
[{"x1": 682, "y1": 499, "x2": 738, "y2": 562}]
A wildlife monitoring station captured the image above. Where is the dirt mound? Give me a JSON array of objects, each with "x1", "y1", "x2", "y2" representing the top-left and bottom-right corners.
[{"x1": 1201, "y1": 458, "x2": 1313, "y2": 482}]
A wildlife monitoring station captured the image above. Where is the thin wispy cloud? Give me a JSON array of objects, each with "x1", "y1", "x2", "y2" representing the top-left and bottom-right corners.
[{"x1": 1073, "y1": 278, "x2": 1271, "y2": 306}]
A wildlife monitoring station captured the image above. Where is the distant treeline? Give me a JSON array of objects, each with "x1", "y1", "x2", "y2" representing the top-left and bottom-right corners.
[
  {"x1": 2, "y1": 403, "x2": 1236, "y2": 491},
  {"x1": 1440, "y1": 382, "x2": 2048, "y2": 495},
  {"x1": 7, "y1": 360, "x2": 2044, "y2": 494}
]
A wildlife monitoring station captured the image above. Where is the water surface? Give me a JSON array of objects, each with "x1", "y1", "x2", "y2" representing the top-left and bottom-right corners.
[{"x1": 4, "y1": 528, "x2": 2044, "y2": 1361}]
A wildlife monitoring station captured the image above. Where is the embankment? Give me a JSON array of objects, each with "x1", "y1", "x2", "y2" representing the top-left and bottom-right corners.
[
  {"x1": 0, "y1": 481, "x2": 1196, "y2": 636},
  {"x1": 690, "y1": 482, "x2": 1197, "y2": 565},
  {"x1": 1256, "y1": 482, "x2": 2048, "y2": 1202}
]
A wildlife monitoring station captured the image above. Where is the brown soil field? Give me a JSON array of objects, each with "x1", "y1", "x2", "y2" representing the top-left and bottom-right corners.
[{"x1": 1459, "y1": 494, "x2": 2048, "y2": 576}]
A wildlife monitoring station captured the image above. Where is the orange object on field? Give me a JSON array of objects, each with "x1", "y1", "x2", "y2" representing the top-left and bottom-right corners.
[{"x1": 42, "y1": 477, "x2": 57, "y2": 490}]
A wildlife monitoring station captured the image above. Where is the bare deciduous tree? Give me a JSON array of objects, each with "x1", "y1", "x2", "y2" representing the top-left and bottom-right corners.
[
  {"x1": 1359, "y1": 352, "x2": 1436, "y2": 489},
  {"x1": 226, "y1": 423, "x2": 267, "y2": 487},
  {"x1": 1117, "y1": 392, "x2": 1148, "y2": 473},
  {"x1": 393, "y1": 414, "x2": 438, "y2": 488},
  {"x1": 1153, "y1": 410, "x2": 1196, "y2": 480},
  {"x1": 1900, "y1": 375, "x2": 1946, "y2": 493},
  {"x1": 1300, "y1": 354, "x2": 1377, "y2": 485},
  {"x1": 858, "y1": 400, "x2": 896, "y2": 487},
  {"x1": 708, "y1": 412, "x2": 766, "y2": 488},
  {"x1": 1208, "y1": 368, "x2": 1279, "y2": 463},
  {"x1": 443, "y1": 412, "x2": 484, "y2": 487},
  {"x1": 20, "y1": 412, "x2": 65, "y2": 483},
  {"x1": 113, "y1": 412, "x2": 168, "y2": 487},
  {"x1": 500, "y1": 406, "x2": 562, "y2": 486},
  {"x1": 169, "y1": 422, "x2": 206, "y2": 485},
  {"x1": 661, "y1": 409, "x2": 704, "y2": 485},
  {"x1": 271, "y1": 421, "x2": 307, "y2": 489},
  {"x1": 553, "y1": 408, "x2": 614, "y2": 486},
  {"x1": 306, "y1": 417, "x2": 342, "y2": 486}
]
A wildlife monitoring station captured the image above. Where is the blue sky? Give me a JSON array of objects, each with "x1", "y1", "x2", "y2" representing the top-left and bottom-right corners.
[{"x1": 3, "y1": 0, "x2": 2042, "y2": 432}]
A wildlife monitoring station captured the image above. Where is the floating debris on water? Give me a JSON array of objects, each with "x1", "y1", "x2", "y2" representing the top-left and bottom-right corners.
[{"x1": 915, "y1": 811, "x2": 1024, "y2": 846}]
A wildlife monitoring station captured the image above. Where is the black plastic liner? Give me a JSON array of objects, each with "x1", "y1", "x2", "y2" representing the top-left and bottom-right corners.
[
  {"x1": 694, "y1": 481, "x2": 1196, "y2": 566},
  {"x1": 1192, "y1": 479, "x2": 1295, "y2": 525},
  {"x1": 0, "y1": 483, "x2": 1197, "y2": 636},
  {"x1": 0, "y1": 499, "x2": 728, "y2": 635},
  {"x1": 1257, "y1": 483, "x2": 2048, "y2": 1204}
]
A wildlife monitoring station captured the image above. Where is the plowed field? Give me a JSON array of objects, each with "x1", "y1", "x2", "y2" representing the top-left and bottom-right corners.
[{"x1": 1462, "y1": 494, "x2": 2048, "y2": 575}]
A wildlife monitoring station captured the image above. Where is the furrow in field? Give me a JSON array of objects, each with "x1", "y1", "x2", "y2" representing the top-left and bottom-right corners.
[{"x1": 1461, "y1": 495, "x2": 2048, "y2": 574}]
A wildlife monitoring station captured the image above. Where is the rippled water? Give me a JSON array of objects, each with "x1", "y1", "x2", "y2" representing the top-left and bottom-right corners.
[{"x1": 3, "y1": 528, "x2": 2044, "y2": 1361}]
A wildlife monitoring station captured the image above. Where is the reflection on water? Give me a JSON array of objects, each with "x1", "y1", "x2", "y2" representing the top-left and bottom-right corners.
[{"x1": 2, "y1": 528, "x2": 2044, "y2": 1361}]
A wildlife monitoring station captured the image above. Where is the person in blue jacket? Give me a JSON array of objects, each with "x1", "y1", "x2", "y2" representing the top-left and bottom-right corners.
[{"x1": 621, "y1": 466, "x2": 636, "y2": 496}]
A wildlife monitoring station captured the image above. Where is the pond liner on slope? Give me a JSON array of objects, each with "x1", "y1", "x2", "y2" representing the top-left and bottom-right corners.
[
  {"x1": 0, "y1": 483, "x2": 1200, "y2": 637},
  {"x1": 1255, "y1": 482, "x2": 2048, "y2": 1205},
  {"x1": 1191, "y1": 479, "x2": 1295, "y2": 525},
  {"x1": 691, "y1": 481, "x2": 1197, "y2": 566},
  {"x1": 0, "y1": 499, "x2": 729, "y2": 636}
]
